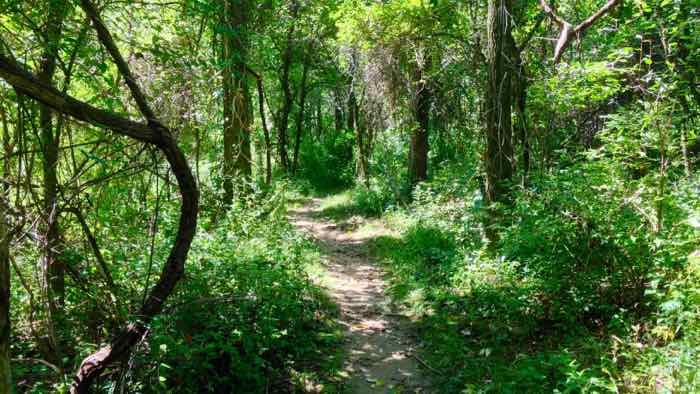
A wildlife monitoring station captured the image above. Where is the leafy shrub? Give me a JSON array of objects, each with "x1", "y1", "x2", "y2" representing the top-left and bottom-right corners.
[
  {"x1": 370, "y1": 157, "x2": 700, "y2": 392},
  {"x1": 126, "y1": 191, "x2": 342, "y2": 393},
  {"x1": 297, "y1": 131, "x2": 355, "y2": 192},
  {"x1": 501, "y1": 164, "x2": 654, "y2": 326}
]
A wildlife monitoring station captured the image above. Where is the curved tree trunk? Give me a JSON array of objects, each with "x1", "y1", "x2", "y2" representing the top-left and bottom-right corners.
[{"x1": 0, "y1": 0, "x2": 199, "y2": 390}]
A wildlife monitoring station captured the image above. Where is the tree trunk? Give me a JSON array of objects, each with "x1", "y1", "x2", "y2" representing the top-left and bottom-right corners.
[
  {"x1": 292, "y1": 50, "x2": 310, "y2": 174},
  {"x1": 222, "y1": 0, "x2": 252, "y2": 205},
  {"x1": 0, "y1": 0, "x2": 200, "y2": 389},
  {"x1": 246, "y1": 67, "x2": 272, "y2": 185},
  {"x1": 0, "y1": 100, "x2": 11, "y2": 190},
  {"x1": 333, "y1": 89, "x2": 344, "y2": 134},
  {"x1": 0, "y1": 198, "x2": 11, "y2": 394},
  {"x1": 276, "y1": 2, "x2": 299, "y2": 173},
  {"x1": 512, "y1": 51, "x2": 530, "y2": 176},
  {"x1": 408, "y1": 60, "x2": 430, "y2": 187},
  {"x1": 37, "y1": 0, "x2": 68, "y2": 364},
  {"x1": 484, "y1": 0, "x2": 516, "y2": 240},
  {"x1": 314, "y1": 95, "x2": 322, "y2": 141},
  {"x1": 277, "y1": 32, "x2": 295, "y2": 173},
  {"x1": 348, "y1": 86, "x2": 369, "y2": 185}
]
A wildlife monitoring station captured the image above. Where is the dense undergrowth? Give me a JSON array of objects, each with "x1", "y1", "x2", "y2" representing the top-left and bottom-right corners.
[
  {"x1": 11, "y1": 185, "x2": 344, "y2": 393},
  {"x1": 317, "y1": 158, "x2": 700, "y2": 392},
  {"x1": 130, "y1": 188, "x2": 344, "y2": 393}
]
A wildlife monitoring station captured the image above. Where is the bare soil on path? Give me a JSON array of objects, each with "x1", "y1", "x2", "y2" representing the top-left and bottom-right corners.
[{"x1": 289, "y1": 198, "x2": 433, "y2": 394}]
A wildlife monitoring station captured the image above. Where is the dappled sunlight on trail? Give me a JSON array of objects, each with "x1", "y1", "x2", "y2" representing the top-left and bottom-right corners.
[{"x1": 289, "y1": 199, "x2": 432, "y2": 393}]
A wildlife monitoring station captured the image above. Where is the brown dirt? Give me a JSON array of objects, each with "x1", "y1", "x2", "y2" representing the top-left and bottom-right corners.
[{"x1": 289, "y1": 198, "x2": 433, "y2": 394}]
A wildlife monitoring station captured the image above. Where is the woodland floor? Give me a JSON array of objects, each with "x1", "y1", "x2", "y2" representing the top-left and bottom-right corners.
[{"x1": 289, "y1": 198, "x2": 433, "y2": 393}]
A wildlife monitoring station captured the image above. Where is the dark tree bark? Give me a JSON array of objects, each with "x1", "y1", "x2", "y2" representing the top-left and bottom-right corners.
[
  {"x1": 483, "y1": 0, "x2": 516, "y2": 242},
  {"x1": 291, "y1": 49, "x2": 310, "y2": 174},
  {"x1": 512, "y1": 53, "x2": 530, "y2": 175},
  {"x1": 37, "y1": 2, "x2": 68, "y2": 360},
  {"x1": 276, "y1": 3, "x2": 299, "y2": 173},
  {"x1": 245, "y1": 66, "x2": 272, "y2": 185},
  {"x1": 222, "y1": 0, "x2": 252, "y2": 205},
  {"x1": 408, "y1": 58, "x2": 431, "y2": 187},
  {"x1": 277, "y1": 42, "x2": 294, "y2": 172},
  {"x1": 484, "y1": 0, "x2": 515, "y2": 206},
  {"x1": 0, "y1": 0, "x2": 199, "y2": 390},
  {"x1": 0, "y1": 198, "x2": 11, "y2": 394}
]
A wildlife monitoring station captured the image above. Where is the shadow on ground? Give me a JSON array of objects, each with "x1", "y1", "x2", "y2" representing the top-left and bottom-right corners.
[
  {"x1": 289, "y1": 199, "x2": 434, "y2": 393},
  {"x1": 369, "y1": 223, "x2": 623, "y2": 393}
]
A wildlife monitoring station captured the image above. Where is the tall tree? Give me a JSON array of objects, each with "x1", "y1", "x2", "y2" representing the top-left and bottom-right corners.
[
  {"x1": 0, "y1": 197, "x2": 11, "y2": 394},
  {"x1": 37, "y1": 0, "x2": 69, "y2": 363},
  {"x1": 348, "y1": 79, "x2": 369, "y2": 184},
  {"x1": 222, "y1": 0, "x2": 253, "y2": 204},
  {"x1": 484, "y1": 0, "x2": 515, "y2": 210},
  {"x1": 247, "y1": 66, "x2": 273, "y2": 185},
  {"x1": 291, "y1": 45, "x2": 311, "y2": 173},
  {"x1": 408, "y1": 52, "x2": 431, "y2": 187},
  {"x1": 276, "y1": 3, "x2": 299, "y2": 173}
]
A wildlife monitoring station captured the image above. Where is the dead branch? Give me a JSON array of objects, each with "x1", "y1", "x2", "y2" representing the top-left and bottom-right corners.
[{"x1": 539, "y1": 0, "x2": 620, "y2": 63}]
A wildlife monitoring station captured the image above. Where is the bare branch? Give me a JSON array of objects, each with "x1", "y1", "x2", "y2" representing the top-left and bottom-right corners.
[
  {"x1": 539, "y1": 0, "x2": 620, "y2": 63},
  {"x1": 576, "y1": 0, "x2": 620, "y2": 32},
  {"x1": 539, "y1": 0, "x2": 568, "y2": 27}
]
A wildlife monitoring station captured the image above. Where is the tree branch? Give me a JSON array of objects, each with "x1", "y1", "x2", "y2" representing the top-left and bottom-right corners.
[
  {"x1": 0, "y1": 2, "x2": 199, "y2": 391},
  {"x1": 539, "y1": 0, "x2": 620, "y2": 63},
  {"x1": 66, "y1": 207, "x2": 115, "y2": 290},
  {"x1": 0, "y1": 55, "x2": 157, "y2": 143},
  {"x1": 79, "y1": 0, "x2": 157, "y2": 123}
]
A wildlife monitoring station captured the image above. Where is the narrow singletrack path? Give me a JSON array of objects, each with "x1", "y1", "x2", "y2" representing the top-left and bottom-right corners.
[{"x1": 289, "y1": 198, "x2": 432, "y2": 393}]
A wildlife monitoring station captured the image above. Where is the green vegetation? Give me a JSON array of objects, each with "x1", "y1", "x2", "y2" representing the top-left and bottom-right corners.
[
  {"x1": 133, "y1": 195, "x2": 344, "y2": 393},
  {"x1": 1, "y1": 0, "x2": 698, "y2": 392},
  {"x1": 364, "y1": 162, "x2": 700, "y2": 392}
]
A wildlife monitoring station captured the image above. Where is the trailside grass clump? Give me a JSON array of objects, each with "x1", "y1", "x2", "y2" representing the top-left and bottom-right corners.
[{"x1": 366, "y1": 163, "x2": 700, "y2": 393}]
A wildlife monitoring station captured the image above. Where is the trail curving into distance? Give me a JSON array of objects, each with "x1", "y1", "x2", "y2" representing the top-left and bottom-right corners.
[{"x1": 289, "y1": 198, "x2": 432, "y2": 393}]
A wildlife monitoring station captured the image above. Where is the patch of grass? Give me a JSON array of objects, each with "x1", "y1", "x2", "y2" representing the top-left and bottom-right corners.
[
  {"x1": 315, "y1": 183, "x2": 397, "y2": 221},
  {"x1": 316, "y1": 191, "x2": 358, "y2": 220}
]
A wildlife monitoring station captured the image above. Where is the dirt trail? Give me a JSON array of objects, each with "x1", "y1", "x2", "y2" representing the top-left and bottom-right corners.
[{"x1": 289, "y1": 198, "x2": 432, "y2": 393}]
